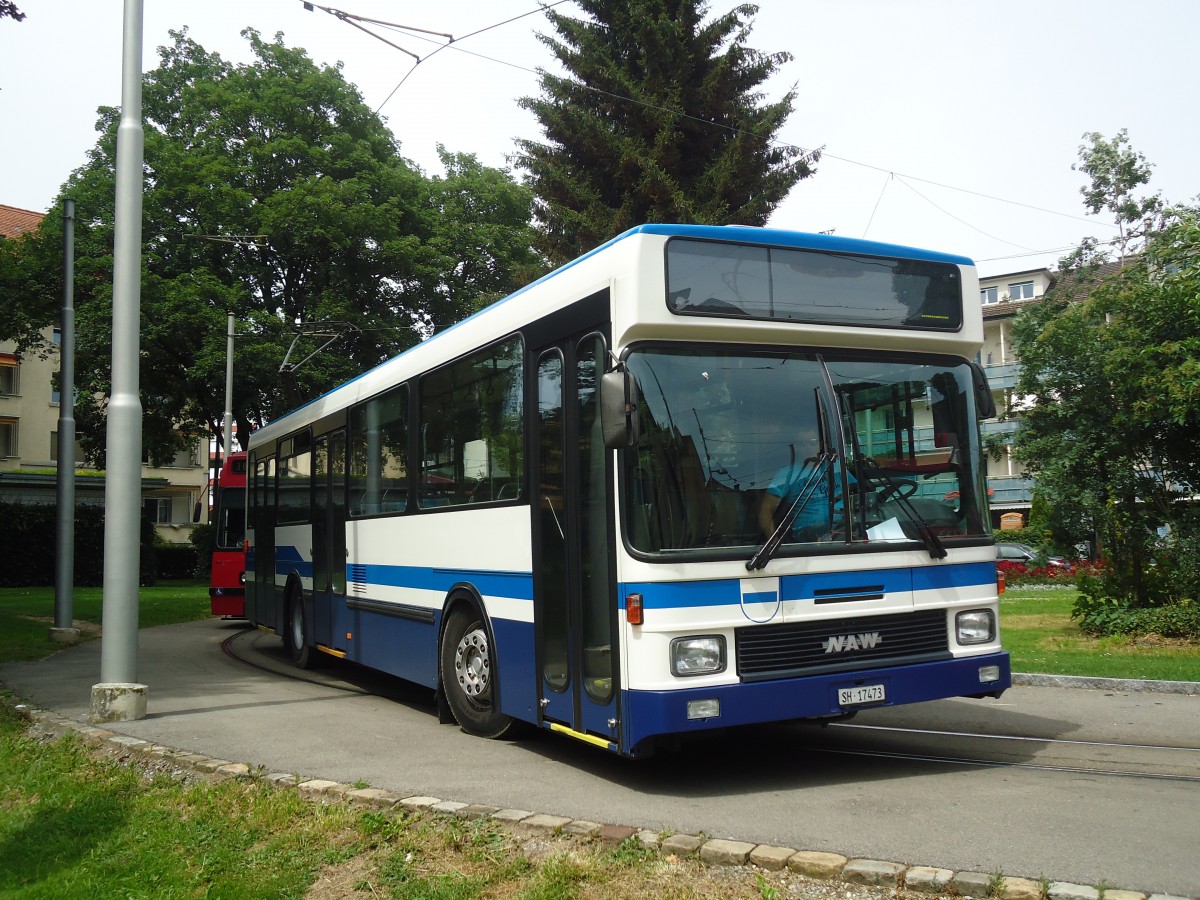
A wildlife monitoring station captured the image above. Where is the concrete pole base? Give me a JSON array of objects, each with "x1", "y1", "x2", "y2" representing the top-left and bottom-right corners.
[
  {"x1": 90, "y1": 682, "x2": 148, "y2": 723},
  {"x1": 49, "y1": 627, "x2": 81, "y2": 645}
]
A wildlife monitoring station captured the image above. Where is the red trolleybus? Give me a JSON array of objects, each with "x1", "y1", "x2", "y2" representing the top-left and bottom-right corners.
[{"x1": 210, "y1": 451, "x2": 248, "y2": 617}]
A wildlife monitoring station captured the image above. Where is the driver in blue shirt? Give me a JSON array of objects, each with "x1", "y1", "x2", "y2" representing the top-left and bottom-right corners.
[{"x1": 757, "y1": 423, "x2": 849, "y2": 542}]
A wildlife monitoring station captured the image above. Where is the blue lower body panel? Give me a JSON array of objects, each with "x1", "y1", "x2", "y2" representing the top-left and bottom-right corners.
[{"x1": 621, "y1": 652, "x2": 1010, "y2": 755}]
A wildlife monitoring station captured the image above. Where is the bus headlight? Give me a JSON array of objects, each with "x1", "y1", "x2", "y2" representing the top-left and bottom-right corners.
[
  {"x1": 956, "y1": 609, "x2": 995, "y2": 645},
  {"x1": 670, "y1": 636, "x2": 726, "y2": 677}
]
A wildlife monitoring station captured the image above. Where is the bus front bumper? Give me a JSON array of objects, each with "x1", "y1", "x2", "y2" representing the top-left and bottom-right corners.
[{"x1": 620, "y1": 651, "x2": 1010, "y2": 756}]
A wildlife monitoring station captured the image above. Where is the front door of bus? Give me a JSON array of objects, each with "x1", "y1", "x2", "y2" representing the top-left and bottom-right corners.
[
  {"x1": 533, "y1": 334, "x2": 618, "y2": 745},
  {"x1": 312, "y1": 431, "x2": 346, "y2": 650},
  {"x1": 250, "y1": 454, "x2": 276, "y2": 628}
]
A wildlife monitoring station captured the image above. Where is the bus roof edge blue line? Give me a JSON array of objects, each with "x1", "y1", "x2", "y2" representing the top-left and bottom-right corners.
[{"x1": 633, "y1": 223, "x2": 975, "y2": 266}]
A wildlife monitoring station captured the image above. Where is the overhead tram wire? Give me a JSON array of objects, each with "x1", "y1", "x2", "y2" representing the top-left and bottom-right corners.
[
  {"x1": 303, "y1": 1, "x2": 1119, "y2": 246},
  {"x1": 976, "y1": 238, "x2": 1123, "y2": 264},
  {"x1": 302, "y1": 1, "x2": 574, "y2": 114},
  {"x1": 861, "y1": 172, "x2": 893, "y2": 239},
  {"x1": 894, "y1": 174, "x2": 1037, "y2": 252},
  {"x1": 302, "y1": 2, "x2": 453, "y2": 61}
]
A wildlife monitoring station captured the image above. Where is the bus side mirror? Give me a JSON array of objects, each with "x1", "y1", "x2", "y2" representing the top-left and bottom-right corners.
[
  {"x1": 601, "y1": 367, "x2": 641, "y2": 449},
  {"x1": 969, "y1": 362, "x2": 997, "y2": 420}
]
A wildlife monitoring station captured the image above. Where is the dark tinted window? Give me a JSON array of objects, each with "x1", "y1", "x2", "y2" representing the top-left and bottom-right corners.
[{"x1": 667, "y1": 239, "x2": 962, "y2": 330}]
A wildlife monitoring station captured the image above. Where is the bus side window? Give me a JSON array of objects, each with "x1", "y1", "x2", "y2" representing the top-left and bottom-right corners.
[
  {"x1": 350, "y1": 383, "x2": 408, "y2": 517},
  {"x1": 419, "y1": 336, "x2": 524, "y2": 511}
]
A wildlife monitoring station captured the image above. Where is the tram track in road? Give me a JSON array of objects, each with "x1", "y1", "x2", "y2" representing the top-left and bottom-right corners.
[
  {"x1": 809, "y1": 720, "x2": 1200, "y2": 782},
  {"x1": 220, "y1": 628, "x2": 372, "y2": 695}
]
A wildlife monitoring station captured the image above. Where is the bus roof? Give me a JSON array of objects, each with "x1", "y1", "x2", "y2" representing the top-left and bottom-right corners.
[
  {"x1": 249, "y1": 224, "x2": 976, "y2": 446},
  {"x1": 629, "y1": 224, "x2": 975, "y2": 267}
]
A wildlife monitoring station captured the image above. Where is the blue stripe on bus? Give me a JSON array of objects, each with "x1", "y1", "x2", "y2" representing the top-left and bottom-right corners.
[
  {"x1": 355, "y1": 564, "x2": 534, "y2": 601},
  {"x1": 912, "y1": 561, "x2": 997, "y2": 592},
  {"x1": 275, "y1": 545, "x2": 313, "y2": 579},
  {"x1": 623, "y1": 563, "x2": 995, "y2": 609}
]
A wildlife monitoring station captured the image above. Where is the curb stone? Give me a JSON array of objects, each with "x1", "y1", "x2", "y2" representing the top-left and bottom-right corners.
[
  {"x1": 952, "y1": 871, "x2": 996, "y2": 897},
  {"x1": 1012, "y1": 672, "x2": 1200, "y2": 695},
  {"x1": 906, "y1": 866, "x2": 955, "y2": 893},
  {"x1": 6, "y1": 700, "x2": 1194, "y2": 900},
  {"x1": 788, "y1": 850, "x2": 848, "y2": 879},
  {"x1": 1049, "y1": 883, "x2": 1101, "y2": 900},
  {"x1": 1000, "y1": 876, "x2": 1045, "y2": 900},
  {"x1": 844, "y1": 858, "x2": 906, "y2": 887},
  {"x1": 661, "y1": 832, "x2": 704, "y2": 856}
]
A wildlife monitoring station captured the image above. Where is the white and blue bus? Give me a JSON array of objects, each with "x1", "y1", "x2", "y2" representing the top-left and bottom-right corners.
[{"x1": 245, "y1": 224, "x2": 1010, "y2": 757}]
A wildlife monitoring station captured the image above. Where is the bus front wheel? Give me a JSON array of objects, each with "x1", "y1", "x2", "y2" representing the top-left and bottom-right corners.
[
  {"x1": 284, "y1": 591, "x2": 318, "y2": 670},
  {"x1": 440, "y1": 606, "x2": 517, "y2": 739}
]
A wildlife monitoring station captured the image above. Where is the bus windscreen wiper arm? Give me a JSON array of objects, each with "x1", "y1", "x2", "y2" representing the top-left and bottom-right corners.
[
  {"x1": 746, "y1": 452, "x2": 834, "y2": 572},
  {"x1": 861, "y1": 459, "x2": 947, "y2": 560}
]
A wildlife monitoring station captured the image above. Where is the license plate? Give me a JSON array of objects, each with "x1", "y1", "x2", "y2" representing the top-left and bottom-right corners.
[{"x1": 838, "y1": 684, "x2": 885, "y2": 706}]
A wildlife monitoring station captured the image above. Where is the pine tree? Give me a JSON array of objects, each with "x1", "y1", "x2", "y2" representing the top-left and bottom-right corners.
[{"x1": 515, "y1": 0, "x2": 818, "y2": 265}]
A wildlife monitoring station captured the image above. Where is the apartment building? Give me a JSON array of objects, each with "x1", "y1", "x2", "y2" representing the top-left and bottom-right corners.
[
  {"x1": 0, "y1": 203, "x2": 207, "y2": 544},
  {"x1": 976, "y1": 266, "x2": 1055, "y2": 526}
]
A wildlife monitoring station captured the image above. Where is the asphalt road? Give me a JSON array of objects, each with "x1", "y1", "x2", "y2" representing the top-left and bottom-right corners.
[{"x1": 3, "y1": 618, "x2": 1198, "y2": 897}]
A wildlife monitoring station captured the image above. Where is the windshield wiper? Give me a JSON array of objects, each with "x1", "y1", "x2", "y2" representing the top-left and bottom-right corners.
[
  {"x1": 746, "y1": 452, "x2": 834, "y2": 571},
  {"x1": 859, "y1": 459, "x2": 947, "y2": 560}
]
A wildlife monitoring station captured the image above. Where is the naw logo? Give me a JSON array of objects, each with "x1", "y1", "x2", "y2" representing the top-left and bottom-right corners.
[{"x1": 822, "y1": 632, "x2": 882, "y2": 654}]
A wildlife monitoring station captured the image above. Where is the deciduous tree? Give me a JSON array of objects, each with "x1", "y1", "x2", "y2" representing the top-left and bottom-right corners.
[
  {"x1": 1014, "y1": 133, "x2": 1200, "y2": 604},
  {"x1": 2, "y1": 30, "x2": 537, "y2": 463}
]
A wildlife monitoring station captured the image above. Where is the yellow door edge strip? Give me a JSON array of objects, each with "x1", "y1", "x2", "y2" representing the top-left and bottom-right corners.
[
  {"x1": 257, "y1": 625, "x2": 276, "y2": 636},
  {"x1": 317, "y1": 644, "x2": 346, "y2": 659},
  {"x1": 548, "y1": 722, "x2": 615, "y2": 751}
]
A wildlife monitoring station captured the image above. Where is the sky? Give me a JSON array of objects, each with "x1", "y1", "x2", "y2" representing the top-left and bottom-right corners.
[{"x1": 1, "y1": 0, "x2": 1197, "y2": 277}]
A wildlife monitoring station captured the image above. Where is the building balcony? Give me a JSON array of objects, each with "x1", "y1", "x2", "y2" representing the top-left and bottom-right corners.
[
  {"x1": 987, "y1": 474, "x2": 1034, "y2": 507},
  {"x1": 982, "y1": 361, "x2": 1021, "y2": 391},
  {"x1": 981, "y1": 419, "x2": 1020, "y2": 439}
]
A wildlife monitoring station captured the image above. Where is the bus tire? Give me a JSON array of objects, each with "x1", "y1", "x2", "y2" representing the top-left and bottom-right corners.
[
  {"x1": 439, "y1": 605, "x2": 517, "y2": 739},
  {"x1": 284, "y1": 589, "x2": 318, "y2": 670}
]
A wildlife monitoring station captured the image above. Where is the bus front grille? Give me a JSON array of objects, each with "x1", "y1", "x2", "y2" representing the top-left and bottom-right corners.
[{"x1": 735, "y1": 609, "x2": 950, "y2": 681}]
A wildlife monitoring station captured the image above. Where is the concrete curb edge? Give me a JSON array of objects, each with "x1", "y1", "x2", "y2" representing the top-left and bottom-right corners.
[{"x1": 1012, "y1": 673, "x2": 1200, "y2": 695}]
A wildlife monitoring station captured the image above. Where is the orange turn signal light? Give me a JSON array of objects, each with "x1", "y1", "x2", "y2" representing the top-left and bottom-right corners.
[{"x1": 626, "y1": 593, "x2": 644, "y2": 625}]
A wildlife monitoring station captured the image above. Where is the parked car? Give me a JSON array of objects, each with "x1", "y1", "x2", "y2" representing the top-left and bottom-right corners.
[{"x1": 995, "y1": 542, "x2": 1068, "y2": 568}]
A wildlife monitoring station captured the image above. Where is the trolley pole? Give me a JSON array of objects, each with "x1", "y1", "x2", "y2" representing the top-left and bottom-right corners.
[
  {"x1": 223, "y1": 312, "x2": 235, "y2": 458},
  {"x1": 91, "y1": 0, "x2": 147, "y2": 722},
  {"x1": 51, "y1": 198, "x2": 80, "y2": 645}
]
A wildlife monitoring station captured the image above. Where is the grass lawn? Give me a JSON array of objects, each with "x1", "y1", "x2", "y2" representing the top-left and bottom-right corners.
[
  {"x1": 0, "y1": 704, "x2": 767, "y2": 900},
  {"x1": 1001, "y1": 585, "x2": 1200, "y2": 681},
  {"x1": 0, "y1": 581, "x2": 211, "y2": 664}
]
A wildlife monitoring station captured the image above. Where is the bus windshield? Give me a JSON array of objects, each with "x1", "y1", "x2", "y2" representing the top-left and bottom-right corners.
[
  {"x1": 214, "y1": 487, "x2": 246, "y2": 550},
  {"x1": 622, "y1": 347, "x2": 989, "y2": 556}
]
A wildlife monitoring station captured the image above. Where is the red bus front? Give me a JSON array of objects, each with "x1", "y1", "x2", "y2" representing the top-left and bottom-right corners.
[{"x1": 210, "y1": 453, "x2": 247, "y2": 617}]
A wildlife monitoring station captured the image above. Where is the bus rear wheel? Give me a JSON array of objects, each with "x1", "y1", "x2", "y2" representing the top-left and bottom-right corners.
[
  {"x1": 440, "y1": 606, "x2": 517, "y2": 739},
  {"x1": 284, "y1": 591, "x2": 318, "y2": 670}
]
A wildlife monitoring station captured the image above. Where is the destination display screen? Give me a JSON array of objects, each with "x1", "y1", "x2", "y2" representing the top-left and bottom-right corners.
[{"x1": 666, "y1": 238, "x2": 963, "y2": 331}]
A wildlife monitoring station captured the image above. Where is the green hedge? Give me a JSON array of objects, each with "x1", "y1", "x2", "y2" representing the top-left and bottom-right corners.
[
  {"x1": 0, "y1": 502, "x2": 160, "y2": 587},
  {"x1": 155, "y1": 545, "x2": 199, "y2": 581}
]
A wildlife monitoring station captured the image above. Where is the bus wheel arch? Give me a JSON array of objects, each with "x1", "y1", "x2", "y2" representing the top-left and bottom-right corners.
[
  {"x1": 283, "y1": 575, "x2": 318, "y2": 670},
  {"x1": 438, "y1": 589, "x2": 517, "y2": 739}
]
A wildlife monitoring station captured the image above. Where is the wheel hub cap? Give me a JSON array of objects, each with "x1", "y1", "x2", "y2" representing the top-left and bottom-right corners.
[{"x1": 454, "y1": 628, "x2": 490, "y2": 698}]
